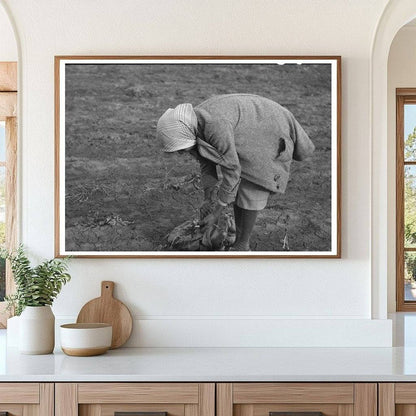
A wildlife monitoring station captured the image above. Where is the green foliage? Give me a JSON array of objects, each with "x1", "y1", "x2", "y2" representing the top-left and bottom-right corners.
[
  {"x1": 406, "y1": 126, "x2": 416, "y2": 161},
  {"x1": 404, "y1": 128, "x2": 416, "y2": 281},
  {"x1": 2, "y1": 245, "x2": 71, "y2": 316},
  {"x1": 0, "y1": 223, "x2": 5, "y2": 247},
  {"x1": 405, "y1": 170, "x2": 416, "y2": 246},
  {"x1": 404, "y1": 128, "x2": 416, "y2": 247},
  {"x1": 0, "y1": 256, "x2": 5, "y2": 301},
  {"x1": 405, "y1": 253, "x2": 416, "y2": 282}
]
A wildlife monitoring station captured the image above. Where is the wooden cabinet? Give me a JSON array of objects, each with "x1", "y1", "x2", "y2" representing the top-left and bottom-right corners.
[
  {"x1": 0, "y1": 383, "x2": 53, "y2": 416},
  {"x1": 379, "y1": 383, "x2": 416, "y2": 416},
  {"x1": 55, "y1": 383, "x2": 215, "y2": 416},
  {"x1": 217, "y1": 383, "x2": 377, "y2": 416},
  {"x1": 0, "y1": 381, "x2": 389, "y2": 416}
]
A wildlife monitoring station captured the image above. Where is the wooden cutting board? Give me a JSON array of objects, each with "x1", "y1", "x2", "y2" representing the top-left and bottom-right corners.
[{"x1": 76, "y1": 281, "x2": 133, "y2": 349}]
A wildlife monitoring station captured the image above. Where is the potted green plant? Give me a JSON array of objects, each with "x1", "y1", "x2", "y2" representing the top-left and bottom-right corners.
[{"x1": 2, "y1": 245, "x2": 71, "y2": 354}]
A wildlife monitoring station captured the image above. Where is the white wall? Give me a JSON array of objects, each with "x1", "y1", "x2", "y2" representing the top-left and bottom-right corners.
[
  {"x1": 387, "y1": 25, "x2": 416, "y2": 312},
  {"x1": 0, "y1": 3, "x2": 17, "y2": 61},
  {"x1": 1, "y1": 0, "x2": 393, "y2": 346}
]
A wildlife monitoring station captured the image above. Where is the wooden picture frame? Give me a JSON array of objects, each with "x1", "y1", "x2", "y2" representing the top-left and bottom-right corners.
[{"x1": 55, "y1": 56, "x2": 341, "y2": 258}]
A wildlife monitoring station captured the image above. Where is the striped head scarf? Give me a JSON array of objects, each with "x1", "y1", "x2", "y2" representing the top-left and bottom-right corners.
[{"x1": 157, "y1": 103, "x2": 198, "y2": 152}]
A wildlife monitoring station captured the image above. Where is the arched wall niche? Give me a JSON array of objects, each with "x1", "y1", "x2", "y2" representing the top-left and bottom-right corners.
[
  {"x1": 371, "y1": 0, "x2": 416, "y2": 319},
  {"x1": 0, "y1": 0, "x2": 409, "y2": 331},
  {"x1": 386, "y1": 17, "x2": 416, "y2": 313}
]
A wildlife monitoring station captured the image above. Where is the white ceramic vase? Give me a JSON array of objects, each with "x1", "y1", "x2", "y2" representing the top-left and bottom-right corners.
[{"x1": 19, "y1": 305, "x2": 55, "y2": 354}]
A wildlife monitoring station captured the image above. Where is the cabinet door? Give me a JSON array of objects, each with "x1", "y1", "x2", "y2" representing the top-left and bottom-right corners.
[
  {"x1": 217, "y1": 383, "x2": 377, "y2": 416},
  {"x1": 0, "y1": 383, "x2": 53, "y2": 416},
  {"x1": 56, "y1": 383, "x2": 215, "y2": 416},
  {"x1": 379, "y1": 383, "x2": 416, "y2": 416}
]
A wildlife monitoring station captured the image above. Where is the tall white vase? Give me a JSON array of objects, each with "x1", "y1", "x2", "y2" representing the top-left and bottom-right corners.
[{"x1": 19, "y1": 306, "x2": 55, "y2": 354}]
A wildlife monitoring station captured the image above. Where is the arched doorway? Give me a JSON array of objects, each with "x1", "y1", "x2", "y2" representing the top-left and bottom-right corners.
[
  {"x1": 0, "y1": 0, "x2": 18, "y2": 327},
  {"x1": 371, "y1": 0, "x2": 416, "y2": 319}
]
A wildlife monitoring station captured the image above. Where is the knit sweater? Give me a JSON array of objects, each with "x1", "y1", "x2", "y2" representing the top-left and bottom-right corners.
[{"x1": 194, "y1": 94, "x2": 315, "y2": 204}]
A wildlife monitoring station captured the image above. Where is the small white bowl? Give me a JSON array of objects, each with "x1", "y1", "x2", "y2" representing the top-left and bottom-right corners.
[{"x1": 60, "y1": 323, "x2": 112, "y2": 356}]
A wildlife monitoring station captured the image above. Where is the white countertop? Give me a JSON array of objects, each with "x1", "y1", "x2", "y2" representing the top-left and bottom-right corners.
[{"x1": 2, "y1": 329, "x2": 416, "y2": 382}]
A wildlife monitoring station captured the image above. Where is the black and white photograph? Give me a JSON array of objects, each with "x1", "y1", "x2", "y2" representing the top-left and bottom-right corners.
[{"x1": 55, "y1": 57, "x2": 341, "y2": 257}]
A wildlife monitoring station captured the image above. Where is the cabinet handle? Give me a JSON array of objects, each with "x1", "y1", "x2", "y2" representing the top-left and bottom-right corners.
[
  {"x1": 270, "y1": 413, "x2": 324, "y2": 416},
  {"x1": 115, "y1": 412, "x2": 167, "y2": 416}
]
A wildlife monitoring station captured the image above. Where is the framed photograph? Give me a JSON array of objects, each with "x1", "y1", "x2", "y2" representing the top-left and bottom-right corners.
[{"x1": 55, "y1": 56, "x2": 341, "y2": 258}]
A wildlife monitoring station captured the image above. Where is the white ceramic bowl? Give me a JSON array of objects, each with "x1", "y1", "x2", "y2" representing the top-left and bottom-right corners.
[{"x1": 60, "y1": 323, "x2": 112, "y2": 356}]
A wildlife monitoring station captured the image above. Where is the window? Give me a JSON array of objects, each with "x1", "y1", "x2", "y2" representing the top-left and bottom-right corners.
[
  {"x1": 397, "y1": 89, "x2": 416, "y2": 310},
  {"x1": 0, "y1": 62, "x2": 17, "y2": 327},
  {"x1": 0, "y1": 121, "x2": 5, "y2": 301}
]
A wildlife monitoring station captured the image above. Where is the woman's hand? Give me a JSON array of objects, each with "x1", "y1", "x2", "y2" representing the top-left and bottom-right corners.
[
  {"x1": 200, "y1": 201, "x2": 226, "y2": 227},
  {"x1": 199, "y1": 200, "x2": 215, "y2": 220}
]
